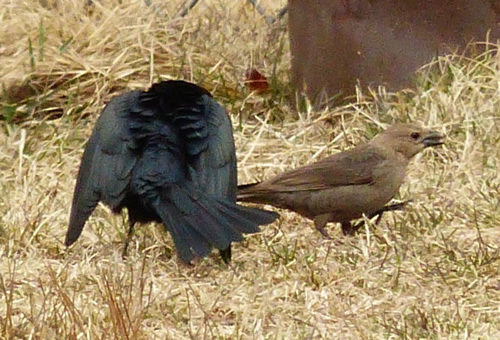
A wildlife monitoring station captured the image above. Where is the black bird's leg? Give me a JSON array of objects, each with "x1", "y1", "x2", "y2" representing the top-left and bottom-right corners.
[
  {"x1": 122, "y1": 217, "x2": 136, "y2": 259},
  {"x1": 219, "y1": 246, "x2": 232, "y2": 264},
  {"x1": 351, "y1": 200, "x2": 412, "y2": 233}
]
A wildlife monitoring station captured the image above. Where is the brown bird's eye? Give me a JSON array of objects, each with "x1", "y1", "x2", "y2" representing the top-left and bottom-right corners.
[{"x1": 411, "y1": 132, "x2": 420, "y2": 140}]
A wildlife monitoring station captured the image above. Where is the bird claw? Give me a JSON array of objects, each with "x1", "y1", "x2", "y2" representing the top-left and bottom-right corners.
[
  {"x1": 341, "y1": 222, "x2": 357, "y2": 236},
  {"x1": 377, "y1": 200, "x2": 412, "y2": 214},
  {"x1": 121, "y1": 221, "x2": 135, "y2": 260},
  {"x1": 351, "y1": 200, "x2": 412, "y2": 234},
  {"x1": 121, "y1": 242, "x2": 129, "y2": 259},
  {"x1": 316, "y1": 226, "x2": 332, "y2": 239}
]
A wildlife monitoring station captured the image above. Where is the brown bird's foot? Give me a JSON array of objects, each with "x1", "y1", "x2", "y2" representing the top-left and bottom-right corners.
[
  {"x1": 373, "y1": 200, "x2": 412, "y2": 218},
  {"x1": 341, "y1": 222, "x2": 357, "y2": 236},
  {"x1": 314, "y1": 215, "x2": 332, "y2": 239},
  {"x1": 352, "y1": 200, "x2": 412, "y2": 232},
  {"x1": 371, "y1": 200, "x2": 412, "y2": 225},
  {"x1": 350, "y1": 220, "x2": 368, "y2": 234},
  {"x1": 121, "y1": 221, "x2": 136, "y2": 259},
  {"x1": 317, "y1": 226, "x2": 332, "y2": 239}
]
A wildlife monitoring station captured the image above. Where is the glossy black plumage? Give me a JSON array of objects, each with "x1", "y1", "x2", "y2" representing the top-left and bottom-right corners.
[{"x1": 66, "y1": 80, "x2": 278, "y2": 263}]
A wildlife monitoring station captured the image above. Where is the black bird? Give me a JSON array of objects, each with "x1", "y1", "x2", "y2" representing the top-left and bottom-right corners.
[{"x1": 66, "y1": 80, "x2": 278, "y2": 263}]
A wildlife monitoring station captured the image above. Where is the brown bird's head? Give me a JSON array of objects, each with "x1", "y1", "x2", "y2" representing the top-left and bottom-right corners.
[{"x1": 371, "y1": 123, "x2": 444, "y2": 159}]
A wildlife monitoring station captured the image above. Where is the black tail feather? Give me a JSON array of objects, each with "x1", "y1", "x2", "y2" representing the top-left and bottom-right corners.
[
  {"x1": 152, "y1": 188, "x2": 278, "y2": 263},
  {"x1": 212, "y1": 199, "x2": 279, "y2": 234},
  {"x1": 154, "y1": 201, "x2": 211, "y2": 263}
]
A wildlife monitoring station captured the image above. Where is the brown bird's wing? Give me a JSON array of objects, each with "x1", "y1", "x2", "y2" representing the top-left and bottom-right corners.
[{"x1": 258, "y1": 144, "x2": 387, "y2": 192}]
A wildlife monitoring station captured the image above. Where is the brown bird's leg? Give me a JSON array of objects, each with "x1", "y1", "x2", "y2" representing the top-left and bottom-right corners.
[
  {"x1": 341, "y1": 221, "x2": 356, "y2": 236},
  {"x1": 352, "y1": 200, "x2": 412, "y2": 232},
  {"x1": 122, "y1": 218, "x2": 136, "y2": 259},
  {"x1": 371, "y1": 200, "x2": 411, "y2": 225},
  {"x1": 313, "y1": 215, "x2": 332, "y2": 239},
  {"x1": 378, "y1": 201, "x2": 410, "y2": 213}
]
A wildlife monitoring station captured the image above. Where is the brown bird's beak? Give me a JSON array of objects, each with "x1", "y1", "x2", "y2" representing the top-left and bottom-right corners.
[{"x1": 422, "y1": 131, "x2": 444, "y2": 148}]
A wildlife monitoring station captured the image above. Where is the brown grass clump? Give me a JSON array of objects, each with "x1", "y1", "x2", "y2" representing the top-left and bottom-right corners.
[{"x1": 1, "y1": 0, "x2": 500, "y2": 339}]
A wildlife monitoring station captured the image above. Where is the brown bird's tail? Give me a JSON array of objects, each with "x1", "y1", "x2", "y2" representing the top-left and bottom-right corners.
[
  {"x1": 237, "y1": 182, "x2": 259, "y2": 191},
  {"x1": 237, "y1": 182, "x2": 271, "y2": 204}
]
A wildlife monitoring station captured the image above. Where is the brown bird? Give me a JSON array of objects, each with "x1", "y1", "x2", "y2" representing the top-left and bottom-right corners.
[{"x1": 237, "y1": 124, "x2": 444, "y2": 237}]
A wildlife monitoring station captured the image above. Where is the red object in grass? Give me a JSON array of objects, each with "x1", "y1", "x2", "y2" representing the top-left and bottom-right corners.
[{"x1": 245, "y1": 68, "x2": 269, "y2": 93}]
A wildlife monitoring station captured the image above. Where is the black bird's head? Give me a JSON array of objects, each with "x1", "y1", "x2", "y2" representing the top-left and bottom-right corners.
[
  {"x1": 143, "y1": 80, "x2": 212, "y2": 113},
  {"x1": 372, "y1": 123, "x2": 444, "y2": 159}
]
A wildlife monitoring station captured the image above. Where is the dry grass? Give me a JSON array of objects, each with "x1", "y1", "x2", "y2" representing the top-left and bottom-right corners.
[{"x1": 1, "y1": 0, "x2": 500, "y2": 339}]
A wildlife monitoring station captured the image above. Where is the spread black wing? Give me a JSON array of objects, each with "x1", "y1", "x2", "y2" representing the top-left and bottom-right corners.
[
  {"x1": 66, "y1": 90, "x2": 140, "y2": 246},
  {"x1": 66, "y1": 80, "x2": 278, "y2": 263}
]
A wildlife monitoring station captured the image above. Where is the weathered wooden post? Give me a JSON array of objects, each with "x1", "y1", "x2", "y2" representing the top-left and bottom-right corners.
[{"x1": 288, "y1": 0, "x2": 500, "y2": 105}]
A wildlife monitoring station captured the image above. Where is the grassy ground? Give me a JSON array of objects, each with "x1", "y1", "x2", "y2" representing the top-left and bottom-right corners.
[{"x1": 1, "y1": 0, "x2": 500, "y2": 339}]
